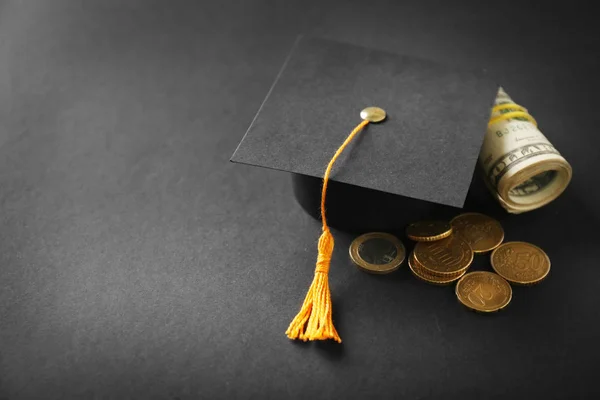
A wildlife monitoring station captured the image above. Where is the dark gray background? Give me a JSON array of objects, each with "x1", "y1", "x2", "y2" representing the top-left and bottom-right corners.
[{"x1": 1, "y1": 1, "x2": 599, "y2": 399}]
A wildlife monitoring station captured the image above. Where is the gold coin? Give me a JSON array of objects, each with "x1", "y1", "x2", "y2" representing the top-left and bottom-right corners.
[
  {"x1": 450, "y1": 213, "x2": 504, "y2": 253},
  {"x1": 413, "y1": 235, "x2": 473, "y2": 276},
  {"x1": 455, "y1": 271, "x2": 512, "y2": 312},
  {"x1": 406, "y1": 220, "x2": 453, "y2": 242},
  {"x1": 491, "y1": 241, "x2": 550, "y2": 285},
  {"x1": 360, "y1": 107, "x2": 387, "y2": 123},
  {"x1": 408, "y1": 252, "x2": 466, "y2": 285},
  {"x1": 349, "y1": 232, "x2": 405, "y2": 274}
]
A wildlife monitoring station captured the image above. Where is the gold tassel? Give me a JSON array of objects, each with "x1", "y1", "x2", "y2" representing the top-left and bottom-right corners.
[{"x1": 286, "y1": 119, "x2": 371, "y2": 343}]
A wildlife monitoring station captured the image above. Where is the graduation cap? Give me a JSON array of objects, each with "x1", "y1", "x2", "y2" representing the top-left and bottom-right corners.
[{"x1": 231, "y1": 36, "x2": 498, "y2": 343}]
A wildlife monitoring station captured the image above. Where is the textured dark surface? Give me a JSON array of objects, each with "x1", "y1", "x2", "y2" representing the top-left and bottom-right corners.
[
  {"x1": 232, "y1": 36, "x2": 497, "y2": 208},
  {"x1": 1, "y1": 1, "x2": 600, "y2": 399}
]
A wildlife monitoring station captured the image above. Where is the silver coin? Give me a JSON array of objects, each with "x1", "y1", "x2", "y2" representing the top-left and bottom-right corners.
[{"x1": 349, "y1": 232, "x2": 406, "y2": 274}]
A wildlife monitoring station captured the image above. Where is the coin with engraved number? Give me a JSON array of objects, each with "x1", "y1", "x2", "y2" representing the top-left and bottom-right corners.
[
  {"x1": 406, "y1": 220, "x2": 453, "y2": 242},
  {"x1": 349, "y1": 232, "x2": 405, "y2": 274},
  {"x1": 408, "y1": 252, "x2": 466, "y2": 285},
  {"x1": 491, "y1": 241, "x2": 550, "y2": 285},
  {"x1": 413, "y1": 235, "x2": 473, "y2": 276},
  {"x1": 455, "y1": 271, "x2": 512, "y2": 312},
  {"x1": 450, "y1": 213, "x2": 504, "y2": 253}
]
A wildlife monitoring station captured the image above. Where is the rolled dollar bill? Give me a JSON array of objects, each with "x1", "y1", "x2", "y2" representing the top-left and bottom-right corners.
[{"x1": 479, "y1": 88, "x2": 572, "y2": 213}]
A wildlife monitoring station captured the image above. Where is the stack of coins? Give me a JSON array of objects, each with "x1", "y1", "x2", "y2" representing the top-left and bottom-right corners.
[
  {"x1": 349, "y1": 212, "x2": 551, "y2": 314},
  {"x1": 410, "y1": 234, "x2": 473, "y2": 285}
]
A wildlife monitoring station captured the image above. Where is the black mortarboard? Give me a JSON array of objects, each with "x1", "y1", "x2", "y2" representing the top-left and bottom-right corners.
[
  {"x1": 230, "y1": 36, "x2": 498, "y2": 343},
  {"x1": 232, "y1": 36, "x2": 498, "y2": 232}
]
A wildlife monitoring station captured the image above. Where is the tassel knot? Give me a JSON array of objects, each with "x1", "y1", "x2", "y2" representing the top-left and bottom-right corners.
[{"x1": 315, "y1": 229, "x2": 334, "y2": 274}]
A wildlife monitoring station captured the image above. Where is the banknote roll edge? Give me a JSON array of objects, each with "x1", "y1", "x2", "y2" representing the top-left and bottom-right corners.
[{"x1": 498, "y1": 157, "x2": 572, "y2": 214}]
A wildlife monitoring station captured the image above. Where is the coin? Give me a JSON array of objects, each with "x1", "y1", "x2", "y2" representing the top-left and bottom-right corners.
[
  {"x1": 413, "y1": 235, "x2": 473, "y2": 276},
  {"x1": 491, "y1": 241, "x2": 550, "y2": 285},
  {"x1": 360, "y1": 107, "x2": 387, "y2": 123},
  {"x1": 455, "y1": 271, "x2": 512, "y2": 312},
  {"x1": 408, "y1": 252, "x2": 466, "y2": 285},
  {"x1": 450, "y1": 213, "x2": 504, "y2": 253},
  {"x1": 349, "y1": 232, "x2": 405, "y2": 274},
  {"x1": 406, "y1": 220, "x2": 453, "y2": 242}
]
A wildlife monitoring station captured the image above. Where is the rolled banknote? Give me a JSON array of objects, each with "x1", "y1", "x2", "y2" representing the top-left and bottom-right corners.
[{"x1": 479, "y1": 88, "x2": 572, "y2": 213}]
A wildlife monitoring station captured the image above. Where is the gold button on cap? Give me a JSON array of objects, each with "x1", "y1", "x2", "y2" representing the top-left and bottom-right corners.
[{"x1": 360, "y1": 107, "x2": 387, "y2": 123}]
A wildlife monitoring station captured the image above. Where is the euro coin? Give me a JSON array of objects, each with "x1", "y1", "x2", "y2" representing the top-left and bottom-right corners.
[
  {"x1": 349, "y1": 232, "x2": 405, "y2": 274},
  {"x1": 450, "y1": 213, "x2": 504, "y2": 253},
  {"x1": 408, "y1": 252, "x2": 466, "y2": 285},
  {"x1": 491, "y1": 241, "x2": 550, "y2": 285},
  {"x1": 413, "y1": 235, "x2": 473, "y2": 276},
  {"x1": 406, "y1": 220, "x2": 453, "y2": 242},
  {"x1": 455, "y1": 271, "x2": 512, "y2": 312}
]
